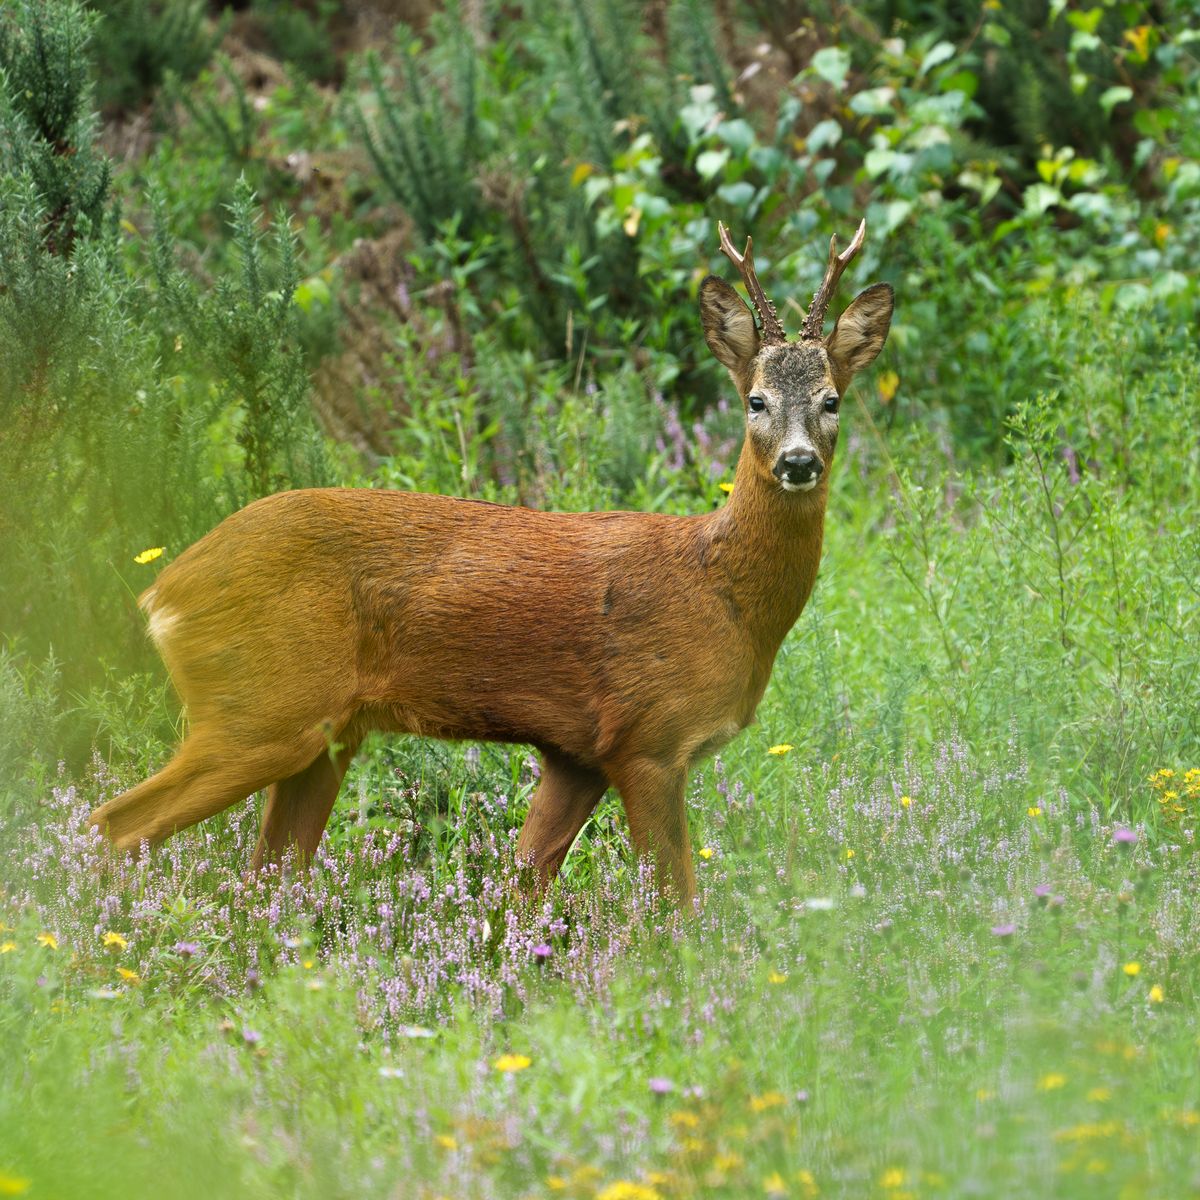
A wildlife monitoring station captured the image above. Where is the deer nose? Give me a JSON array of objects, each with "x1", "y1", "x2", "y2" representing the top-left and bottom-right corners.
[{"x1": 774, "y1": 452, "x2": 822, "y2": 485}]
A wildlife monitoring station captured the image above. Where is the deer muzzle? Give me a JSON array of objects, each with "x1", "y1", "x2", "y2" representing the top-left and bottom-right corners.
[{"x1": 774, "y1": 451, "x2": 823, "y2": 492}]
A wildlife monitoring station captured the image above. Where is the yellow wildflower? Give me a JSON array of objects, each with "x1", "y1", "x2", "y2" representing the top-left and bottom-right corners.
[
  {"x1": 133, "y1": 546, "x2": 165, "y2": 564},
  {"x1": 0, "y1": 1173, "x2": 31, "y2": 1196},
  {"x1": 1086, "y1": 1087, "x2": 1112, "y2": 1102},
  {"x1": 1148, "y1": 984, "x2": 1164, "y2": 1004},
  {"x1": 881, "y1": 1167, "x2": 907, "y2": 1188},
  {"x1": 975, "y1": 1087, "x2": 994, "y2": 1102},
  {"x1": 669, "y1": 1111, "x2": 700, "y2": 1129},
  {"x1": 719, "y1": 482, "x2": 735, "y2": 495},
  {"x1": 1038, "y1": 1072, "x2": 1067, "y2": 1091},
  {"x1": 117, "y1": 967, "x2": 141, "y2": 985},
  {"x1": 0, "y1": 942, "x2": 15, "y2": 954},
  {"x1": 699, "y1": 847, "x2": 714, "y2": 860},
  {"x1": 749, "y1": 1091, "x2": 786, "y2": 1113},
  {"x1": 102, "y1": 931, "x2": 128, "y2": 950},
  {"x1": 1122, "y1": 962, "x2": 1141, "y2": 977},
  {"x1": 767, "y1": 970, "x2": 788, "y2": 985},
  {"x1": 843, "y1": 848, "x2": 855, "y2": 860},
  {"x1": 36, "y1": 932, "x2": 57, "y2": 950},
  {"x1": 795, "y1": 1168, "x2": 818, "y2": 1196},
  {"x1": 493, "y1": 1053, "x2": 531, "y2": 1073},
  {"x1": 596, "y1": 1183, "x2": 661, "y2": 1200},
  {"x1": 763, "y1": 1171, "x2": 787, "y2": 1196},
  {"x1": 1027, "y1": 806, "x2": 1042, "y2": 818},
  {"x1": 767, "y1": 744, "x2": 793, "y2": 756},
  {"x1": 434, "y1": 1134, "x2": 457, "y2": 1150},
  {"x1": 899, "y1": 795, "x2": 912, "y2": 808},
  {"x1": 712, "y1": 1152, "x2": 743, "y2": 1171},
  {"x1": 546, "y1": 1178, "x2": 568, "y2": 1192}
]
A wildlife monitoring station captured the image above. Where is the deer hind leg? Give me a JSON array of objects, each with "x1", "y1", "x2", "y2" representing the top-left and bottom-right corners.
[
  {"x1": 605, "y1": 756, "x2": 696, "y2": 909},
  {"x1": 252, "y1": 737, "x2": 360, "y2": 870},
  {"x1": 89, "y1": 724, "x2": 340, "y2": 855},
  {"x1": 515, "y1": 750, "x2": 609, "y2": 892}
]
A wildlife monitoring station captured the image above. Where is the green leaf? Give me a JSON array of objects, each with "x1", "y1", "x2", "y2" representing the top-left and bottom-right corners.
[
  {"x1": 849, "y1": 86, "x2": 896, "y2": 116},
  {"x1": 1065, "y1": 8, "x2": 1103, "y2": 34},
  {"x1": 1099, "y1": 86, "x2": 1133, "y2": 115},
  {"x1": 806, "y1": 118, "x2": 842, "y2": 153},
  {"x1": 695, "y1": 149, "x2": 729, "y2": 181},
  {"x1": 1022, "y1": 183, "x2": 1062, "y2": 215},
  {"x1": 919, "y1": 41, "x2": 956, "y2": 76},
  {"x1": 811, "y1": 46, "x2": 851, "y2": 89},
  {"x1": 716, "y1": 181, "x2": 757, "y2": 209},
  {"x1": 716, "y1": 118, "x2": 756, "y2": 155}
]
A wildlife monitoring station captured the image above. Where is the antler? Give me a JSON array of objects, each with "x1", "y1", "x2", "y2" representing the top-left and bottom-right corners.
[
  {"x1": 717, "y1": 222, "x2": 786, "y2": 346},
  {"x1": 800, "y1": 219, "x2": 867, "y2": 341}
]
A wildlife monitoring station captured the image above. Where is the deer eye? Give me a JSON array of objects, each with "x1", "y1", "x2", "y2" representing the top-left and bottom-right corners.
[
  {"x1": 748, "y1": 394, "x2": 766, "y2": 413},
  {"x1": 823, "y1": 393, "x2": 840, "y2": 414}
]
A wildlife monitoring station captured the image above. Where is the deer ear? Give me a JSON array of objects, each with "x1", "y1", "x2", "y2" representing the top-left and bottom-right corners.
[
  {"x1": 824, "y1": 282, "x2": 894, "y2": 393},
  {"x1": 700, "y1": 275, "x2": 760, "y2": 378}
]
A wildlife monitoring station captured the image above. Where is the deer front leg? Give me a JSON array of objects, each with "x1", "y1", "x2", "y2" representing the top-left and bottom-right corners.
[
  {"x1": 515, "y1": 750, "x2": 609, "y2": 892},
  {"x1": 606, "y1": 756, "x2": 696, "y2": 908}
]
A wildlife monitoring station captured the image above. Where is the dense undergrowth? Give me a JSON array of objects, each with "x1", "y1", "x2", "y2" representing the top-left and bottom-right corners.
[{"x1": 1, "y1": 1, "x2": 1198, "y2": 1197}]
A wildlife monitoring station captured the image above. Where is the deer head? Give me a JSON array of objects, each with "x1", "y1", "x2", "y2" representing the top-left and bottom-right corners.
[{"x1": 700, "y1": 221, "x2": 893, "y2": 493}]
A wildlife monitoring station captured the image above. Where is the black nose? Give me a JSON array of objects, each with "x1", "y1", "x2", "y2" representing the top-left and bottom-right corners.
[{"x1": 774, "y1": 452, "x2": 823, "y2": 485}]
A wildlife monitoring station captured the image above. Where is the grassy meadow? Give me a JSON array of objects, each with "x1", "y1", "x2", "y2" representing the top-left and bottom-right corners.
[{"x1": 2, "y1": 1, "x2": 1199, "y2": 1197}]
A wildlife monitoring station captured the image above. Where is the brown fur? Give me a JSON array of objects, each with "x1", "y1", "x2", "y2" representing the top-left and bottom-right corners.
[{"x1": 90, "y1": 261, "x2": 893, "y2": 908}]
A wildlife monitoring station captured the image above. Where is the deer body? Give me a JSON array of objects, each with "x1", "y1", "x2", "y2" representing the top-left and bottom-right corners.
[{"x1": 90, "y1": 223, "x2": 892, "y2": 906}]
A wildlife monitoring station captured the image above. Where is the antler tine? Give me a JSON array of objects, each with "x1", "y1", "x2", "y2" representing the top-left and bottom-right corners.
[
  {"x1": 717, "y1": 221, "x2": 786, "y2": 345},
  {"x1": 800, "y1": 218, "x2": 868, "y2": 341}
]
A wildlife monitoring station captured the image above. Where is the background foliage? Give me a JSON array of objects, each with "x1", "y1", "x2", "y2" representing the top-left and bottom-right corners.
[{"x1": 1, "y1": 0, "x2": 1197, "y2": 1196}]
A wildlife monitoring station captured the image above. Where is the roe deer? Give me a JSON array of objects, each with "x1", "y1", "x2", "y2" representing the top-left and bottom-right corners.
[{"x1": 90, "y1": 222, "x2": 893, "y2": 907}]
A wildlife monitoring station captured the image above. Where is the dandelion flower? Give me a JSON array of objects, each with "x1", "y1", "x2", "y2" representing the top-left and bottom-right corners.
[
  {"x1": 117, "y1": 967, "x2": 141, "y2": 984},
  {"x1": 1148, "y1": 984, "x2": 1164, "y2": 1003},
  {"x1": 843, "y1": 848, "x2": 855, "y2": 861},
  {"x1": 36, "y1": 932, "x2": 57, "y2": 950},
  {"x1": 698, "y1": 847, "x2": 714, "y2": 860},
  {"x1": 718, "y1": 482, "x2": 734, "y2": 495},
  {"x1": 899, "y1": 795, "x2": 912, "y2": 808},
  {"x1": 101, "y1": 931, "x2": 127, "y2": 950},
  {"x1": 767, "y1": 744, "x2": 793, "y2": 756},
  {"x1": 133, "y1": 546, "x2": 165, "y2": 564},
  {"x1": 493, "y1": 1053, "x2": 532, "y2": 1073},
  {"x1": 1122, "y1": 962, "x2": 1141, "y2": 977}
]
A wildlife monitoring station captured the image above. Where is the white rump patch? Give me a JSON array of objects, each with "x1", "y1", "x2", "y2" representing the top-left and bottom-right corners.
[{"x1": 141, "y1": 590, "x2": 181, "y2": 647}]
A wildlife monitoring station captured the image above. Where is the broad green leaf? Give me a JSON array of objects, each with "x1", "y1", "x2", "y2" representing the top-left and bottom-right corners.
[{"x1": 811, "y1": 46, "x2": 851, "y2": 89}]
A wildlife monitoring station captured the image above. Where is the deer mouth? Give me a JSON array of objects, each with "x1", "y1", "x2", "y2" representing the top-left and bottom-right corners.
[{"x1": 779, "y1": 479, "x2": 818, "y2": 493}]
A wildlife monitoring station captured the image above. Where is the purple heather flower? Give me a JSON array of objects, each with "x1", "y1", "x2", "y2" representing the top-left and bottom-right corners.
[
  {"x1": 1034, "y1": 885, "x2": 1052, "y2": 905},
  {"x1": 648, "y1": 1076, "x2": 674, "y2": 1095},
  {"x1": 531, "y1": 943, "x2": 552, "y2": 962},
  {"x1": 991, "y1": 923, "x2": 1016, "y2": 938},
  {"x1": 242, "y1": 1028, "x2": 262, "y2": 1047}
]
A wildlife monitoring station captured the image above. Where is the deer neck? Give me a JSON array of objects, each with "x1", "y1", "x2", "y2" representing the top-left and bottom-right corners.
[{"x1": 703, "y1": 439, "x2": 828, "y2": 654}]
